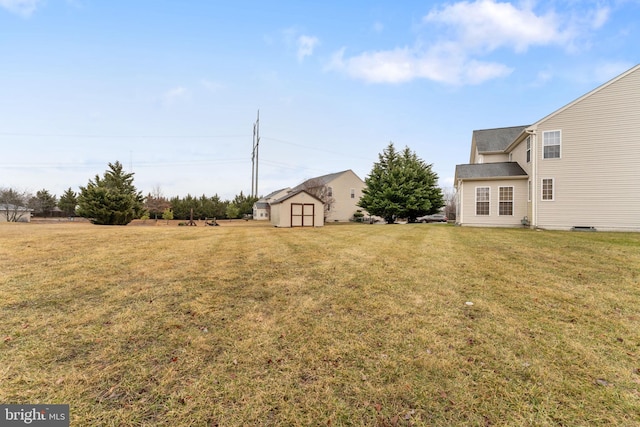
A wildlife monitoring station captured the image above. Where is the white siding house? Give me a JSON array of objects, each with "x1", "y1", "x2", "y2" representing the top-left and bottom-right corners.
[{"x1": 455, "y1": 64, "x2": 640, "y2": 231}]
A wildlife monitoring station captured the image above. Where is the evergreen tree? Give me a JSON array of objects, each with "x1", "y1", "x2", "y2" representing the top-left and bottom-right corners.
[
  {"x1": 58, "y1": 188, "x2": 78, "y2": 216},
  {"x1": 29, "y1": 189, "x2": 57, "y2": 217},
  {"x1": 359, "y1": 142, "x2": 444, "y2": 223},
  {"x1": 233, "y1": 191, "x2": 258, "y2": 217},
  {"x1": 77, "y1": 161, "x2": 145, "y2": 225}
]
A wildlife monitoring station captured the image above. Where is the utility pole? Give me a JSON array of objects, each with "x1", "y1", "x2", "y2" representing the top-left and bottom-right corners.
[{"x1": 251, "y1": 110, "x2": 260, "y2": 198}]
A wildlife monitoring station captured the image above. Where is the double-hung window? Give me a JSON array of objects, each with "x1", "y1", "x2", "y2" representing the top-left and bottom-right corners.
[
  {"x1": 499, "y1": 187, "x2": 513, "y2": 216},
  {"x1": 543, "y1": 131, "x2": 561, "y2": 159},
  {"x1": 526, "y1": 136, "x2": 531, "y2": 163},
  {"x1": 476, "y1": 187, "x2": 490, "y2": 215}
]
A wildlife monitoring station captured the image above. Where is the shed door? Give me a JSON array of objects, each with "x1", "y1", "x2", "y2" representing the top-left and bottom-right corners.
[{"x1": 291, "y1": 203, "x2": 315, "y2": 227}]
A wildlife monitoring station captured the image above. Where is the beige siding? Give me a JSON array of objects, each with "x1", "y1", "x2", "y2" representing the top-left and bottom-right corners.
[
  {"x1": 509, "y1": 137, "x2": 533, "y2": 220},
  {"x1": 325, "y1": 170, "x2": 366, "y2": 222},
  {"x1": 534, "y1": 66, "x2": 640, "y2": 231},
  {"x1": 270, "y1": 192, "x2": 324, "y2": 228},
  {"x1": 482, "y1": 153, "x2": 509, "y2": 163},
  {"x1": 458, "y1": 179, "x2": 528, "y2": 227}
]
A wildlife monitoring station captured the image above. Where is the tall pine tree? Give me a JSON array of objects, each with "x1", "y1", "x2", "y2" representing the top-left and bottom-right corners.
[
  {"x1": 77, "y1": 161, "x2": 145, "y2": 225},
  {"x1": 58, "y1": 188, "x2": 78, "y2": 216},
  {"x1": 359, "y1": 142, "x2": 444, "y2": 223}
]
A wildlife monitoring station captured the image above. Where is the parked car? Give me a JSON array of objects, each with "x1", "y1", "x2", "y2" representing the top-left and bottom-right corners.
[{"x1": 417, "y1": 214, "x2": 448, "y2": 223}]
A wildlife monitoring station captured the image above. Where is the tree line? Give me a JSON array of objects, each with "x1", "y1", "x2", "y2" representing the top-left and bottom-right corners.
[
  {"x1": 3, "y1": 143, "x2": 450, "y2": 225},
  {"x1": 0, "y1": 161, "x2": 257, "y2": 224}
]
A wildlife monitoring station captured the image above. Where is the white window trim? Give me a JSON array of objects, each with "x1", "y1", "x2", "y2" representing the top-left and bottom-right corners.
[
  {"x1": 475, "y1": 186, "x2": 490, "y2": 216},
  {"x1": 526, "y1": 136, "x2": 531, "y2": 163},
  {"x1": 498, "y1": 186, "x2": 514, "y2": 216},
  {"x1": 541, "y1": 178, "x2": 555, "y2": 201},
  {"x1": 527, "y1": 180, "x2": 531, "y2": 202},
  {"x1": 542, "y1": 130, "x2": 562, "y2": 160}
]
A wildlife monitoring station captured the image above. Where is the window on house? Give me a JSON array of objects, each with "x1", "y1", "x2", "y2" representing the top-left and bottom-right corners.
[
  {"x1": 528, "y1": 180, "x2": 532, "y2": 202},
  {"x1": 476, "y1": 187, "x2": 490, "y2": 215},
  {"x1": 327, "y1": 186, "x2": 333, "y2": 197},
  {"x1": 350, "y1": 188, "x2": 355, "y2": 199},
  {"x1": 542, "y1": 178, "x2": 554, "y2": 201},
  {"x1": 543, "y1": 131, "x2": 561, "y2": 159},
  {"x1": 526, "y1": 137, "x2": 531, "y2": 163},
  {"x1": 499, "y1": 187, "x2": 513, "y2": 216}
]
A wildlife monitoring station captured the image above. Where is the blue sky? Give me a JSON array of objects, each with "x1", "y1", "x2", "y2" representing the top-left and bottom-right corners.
[{"x1": 1, "y1": 0, "x2": 638, "y2": 200}]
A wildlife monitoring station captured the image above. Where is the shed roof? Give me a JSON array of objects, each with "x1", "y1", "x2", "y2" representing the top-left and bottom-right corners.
[
  {"x1": 271, "y1": 189, "x2": 324, "y2": 205},
  {"x1": 455, "y1": 162, "x2": 528, "y2": 180},
  {"x1": 473, "y1": 125, "x2": 529, "y2": 153}
]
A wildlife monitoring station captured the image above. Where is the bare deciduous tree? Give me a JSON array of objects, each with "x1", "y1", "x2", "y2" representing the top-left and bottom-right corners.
[
  {"x1": 0, "y1": 188, "x2": 33, "y2": 222},
  {"x1": 145, "y1": 185, "x2": 171, "y2": 220},
  {"x1": 299, "y1": 178, "x2": 335, "y2": 221},
  {"x1": 442, "y1": 187, "x2": 457, "y2": 221}
]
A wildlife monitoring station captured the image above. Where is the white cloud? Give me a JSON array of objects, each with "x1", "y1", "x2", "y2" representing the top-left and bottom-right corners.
[
  {"x1": 297, "y1": 35, "x2": 319, "y2": 61},
  {"x1": 327, "y1": 0, "x2": 612, "y2": 85},
  {"x1": 326, "y1": 45, "x2": 512, "y2": 85},
  {"x1": 588, "y1": 6, "x2": 610, "y2": 30},
  {"x1": 160, "y1": 86, "x2": 188, "y2": 108},
  {"x1": 424, "y1": 0, "x2": 571, "y2": 53},
  {"x1": 0, "y1": 0, "x2": 42, "y2": 17}
]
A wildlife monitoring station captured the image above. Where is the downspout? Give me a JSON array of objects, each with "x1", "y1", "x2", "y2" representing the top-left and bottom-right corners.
[
  {"x1": 526, "y1": 128, "x2": 537, "y2": 228},
  {"x1": 456, "y1": 179, "x2": 463, "y2": 225}
]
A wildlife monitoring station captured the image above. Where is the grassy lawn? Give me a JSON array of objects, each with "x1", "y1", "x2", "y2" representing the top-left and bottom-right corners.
[{"x1": 1, "y1": 222, "x2": 639, "y2": 426}]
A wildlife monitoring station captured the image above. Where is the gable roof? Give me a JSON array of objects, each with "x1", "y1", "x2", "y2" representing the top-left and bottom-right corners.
[
  {"x1": 455, "y1": 162, "x2": 528, "y2": 181},
  {"x1": 261, "y1": 187, "x2": 290, "y2": 200},
  {"x1": 292, "y1": 169, "x2": 359, "y2": 191},
  {"x1": 473, "y1": 125, "x2": 529, "y2": 154},
  {"x1": 533, "y1": 64, "x2": 640, "y2": 129},
  {"x1": 270, "y1": 189, "x2": 324, "y2": 205},
  {"x1": 504, "y1": 64, "x2": 640, "y2": 152}
]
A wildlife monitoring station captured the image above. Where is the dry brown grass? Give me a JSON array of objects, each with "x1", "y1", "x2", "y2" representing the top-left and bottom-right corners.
[{"x1": 1, "y1": 222, "x2": 639, "y2": 426}]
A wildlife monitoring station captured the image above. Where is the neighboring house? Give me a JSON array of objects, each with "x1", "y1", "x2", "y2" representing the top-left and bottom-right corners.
[
  {"x1": 253, "y1": 187, "x2": 291, "y2": 221},
  {"x1": 292, "y1": 169, "x2": 366, "y2": 222},
  {"x1": 270, "y1": 190, "x2": 324, "y2": 228},
  {"x1": 455, "y1": 64, "x2": 640, "y2": 231},
  {"x1": 0, "y1": 204, "x2": 33, "y2": 223}
]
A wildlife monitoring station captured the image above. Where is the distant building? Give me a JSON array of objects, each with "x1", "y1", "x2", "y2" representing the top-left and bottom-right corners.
[
  {"x1": 252, "y1": 188, "x2": 291, "y2": 221},
  {"x1": 0, "y1": 204, "x2": 33, "y2": 223},
  {"x1": 291, "y1": 169, "x2": 366, "y2": 223}
]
